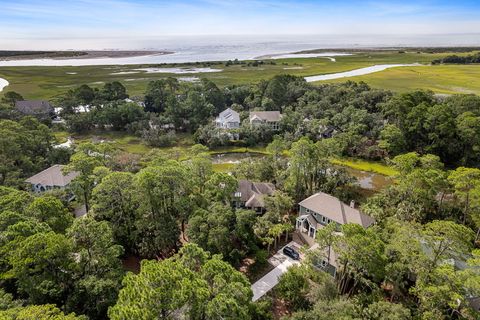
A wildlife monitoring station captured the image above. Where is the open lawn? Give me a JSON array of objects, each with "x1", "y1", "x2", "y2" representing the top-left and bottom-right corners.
[{"x1": 2, "y1": 50, "x2": 479, "y2": 99}]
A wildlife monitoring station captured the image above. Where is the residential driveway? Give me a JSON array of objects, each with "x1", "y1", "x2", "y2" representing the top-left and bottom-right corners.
[{"x1": 251, "y1": 241, "x2": 302, "y2": 302}]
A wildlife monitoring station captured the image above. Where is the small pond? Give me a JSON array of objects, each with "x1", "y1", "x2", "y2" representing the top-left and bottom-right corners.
[
  {"x1": 211, "y1": 152, "x2": 265, "y2": 165},
  {"x1": 344, "y1": 168, "x2": 392, "y2": 191}
]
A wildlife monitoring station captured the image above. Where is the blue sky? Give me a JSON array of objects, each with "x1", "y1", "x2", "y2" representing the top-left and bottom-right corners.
[{"x1": 1, "y1": 0, "x2": 480, "y2": 49}]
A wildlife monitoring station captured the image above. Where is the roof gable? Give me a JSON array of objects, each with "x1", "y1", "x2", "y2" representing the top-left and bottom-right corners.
[
  {"x1": 249, "y1": 111, "x2": 282, "y2": 122},
  {"x1": 299, "y1": 192, "x2": 374, "y2": 228},
  {"x1": 236, "y1": 180, "x2": 275, "y2": 208},
  {"x1": 217, "y1": 108, "x2": 240, "y2": 123}
]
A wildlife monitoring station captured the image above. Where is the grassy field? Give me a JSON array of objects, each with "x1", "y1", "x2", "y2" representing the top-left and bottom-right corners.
[
  {"x1": 330, "y1": 158, "x2": 398, "y2": 176},
  {"x1": 322, "y1": 64, "x2": 480, "y2": 94},
  {"x1": 2, "y1": 50, "x2": 479, "y2": 100}
]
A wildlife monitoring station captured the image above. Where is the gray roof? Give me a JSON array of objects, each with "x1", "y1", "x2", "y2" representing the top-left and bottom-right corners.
[
  {"x1": 15, "y1": 100, "x2": 53, "y2": 115},
  {"x1": 299, "y1": 192, "x2": 374, "y2": 228},
  {"x1": 25, "y1": 165, "x2": 79, "y2": 187},
  {"x1": 249, "y1": 111, "x2": 282, "y2": 122},
  {"x1": 236, "y1": 180, "x2": 275, "y2": 208},
  {"x1": 217, "y1": 108, "x2": 240, "y2": 123}
]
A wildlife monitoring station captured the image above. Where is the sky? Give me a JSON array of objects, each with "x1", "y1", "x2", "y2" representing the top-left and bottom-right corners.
[{"x1": 1, "y1": 0, "x2": 480, "y2": 49}]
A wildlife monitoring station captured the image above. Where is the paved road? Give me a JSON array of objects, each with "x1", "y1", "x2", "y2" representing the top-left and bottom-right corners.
[{"x1": 251, "y1": 242, "x2": 302, "y2": 302}]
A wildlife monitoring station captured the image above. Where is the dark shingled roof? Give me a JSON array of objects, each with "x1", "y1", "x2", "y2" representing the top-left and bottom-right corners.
[{"x1": 15, "y1": 100, "x2": 53, "y2": 115}]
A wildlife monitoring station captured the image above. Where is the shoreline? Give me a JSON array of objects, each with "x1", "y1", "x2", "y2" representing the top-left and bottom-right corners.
[
  {"x1": 0, "y1": 50, "x2": 173, "y2": 62},
  {"x1": 0, "y1": 45, "x2": 472, "y2": 67}
]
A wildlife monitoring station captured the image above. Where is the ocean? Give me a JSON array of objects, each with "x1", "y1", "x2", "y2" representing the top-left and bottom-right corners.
[{"x1": 0, "y1": 34, "x2": 479, "y2": 66}]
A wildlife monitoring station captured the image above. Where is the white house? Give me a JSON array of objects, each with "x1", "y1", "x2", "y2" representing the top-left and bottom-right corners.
[{"x1": 215, "y1": 108, "x2": 240, "y2": 129}]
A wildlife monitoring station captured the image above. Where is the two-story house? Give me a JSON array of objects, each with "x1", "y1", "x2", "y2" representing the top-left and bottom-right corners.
[
  {"x1": 249, "y1": 111, "x2": 282, "y2": 130},
  {"x1": 215, "y1": 108, "x2": 240, "y2": 140},
  {"x1": 215, "y1": 108, "x2": 240, "y2": 129},
  {"x1": 296, "y1": 192, "x2": 375, "y2": 275}
]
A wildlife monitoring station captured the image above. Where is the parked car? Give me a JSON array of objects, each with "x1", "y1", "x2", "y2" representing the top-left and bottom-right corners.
[{"x1": 283, "y1": 246, "x2": 300, "y2": 260}]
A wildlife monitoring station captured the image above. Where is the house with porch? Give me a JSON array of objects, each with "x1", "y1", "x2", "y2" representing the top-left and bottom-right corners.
[
  {"x1": 25, "y1": 164, "x2": 79, "y2": 193},
  {"x1": 233, "y1": 180, "x2": 275, "y2": 213},
  {"x1": 296, "y1": 192, "x2": 374, "y2": 274},
  {"x1": 249, "y1": 111, "x2": 282, "y2": 130}
]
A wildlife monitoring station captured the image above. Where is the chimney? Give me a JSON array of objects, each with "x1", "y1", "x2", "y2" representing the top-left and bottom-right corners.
[{"x1": 350, "y1": 200, "x2": 355, "y2": 208}]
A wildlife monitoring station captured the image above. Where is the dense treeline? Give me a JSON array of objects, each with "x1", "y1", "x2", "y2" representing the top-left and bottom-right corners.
[
  {"x1": 0, "y1": 116, "x2": 71, "y2": 187},
  {"x1": 0, "y1": 187, "x2": 123, "y2": 319},
  {"x1": 57, "y1": 77, "x2": 480, "y2": 168},
  {"x1": 432, "y1": 52, "x2": 480, "y2": 64},
  {"x1": 1, "y1": 74, "x2": 480, "y2": 319},
  {"x1": 276, "y1": 153, "x2": 480, "y2": 319}
]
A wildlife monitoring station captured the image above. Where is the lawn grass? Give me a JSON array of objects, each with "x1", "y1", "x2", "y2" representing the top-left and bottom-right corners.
[
  {"x1": 2, "y1": 50, "x2": 479, "y2": 100},
  {"x1": 71, "y1": 130, "x2": 153, "y2": 154},
  {"x1": 58, "y1": 130, "x2": 196, "y2": 155},
  {"x1": 330, "y1": 158, "x2": 398, "y2": 176},
  {"x1": 209, "y1": 146, "x2": 269, "y2": 155},
  {"x1": 212, "y1": 162, "x2": 236, "y2": 172}
]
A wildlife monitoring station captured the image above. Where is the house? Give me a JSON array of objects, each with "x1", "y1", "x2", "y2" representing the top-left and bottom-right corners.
[
  {"x1": 233, "y1": 180, "x2": 275, "y2": 213},
  {"x1": 215, "y1": 108, "x2": 240, "y2": 129},
  {"x1": 320, "y1": 125, "x2": 339, "y2": 139},
  {"x1": 25, "y1": 164, "x2": 79, "y2": 193},
  {"x1": 311, "y1": 244, "x2": 339, "y2": 277},
  {"x1": 15, "y1": 100, "x2": 53, "y2": 118},
  {"x1": 296, "y1": 192, "x2": 374, "y2": 241},
  {"x1": 249, "y1": 111, "x2": 282, "y2": 130},
  {"x1": 296, "y1": 192, "x2": 374, "y2": 274}
]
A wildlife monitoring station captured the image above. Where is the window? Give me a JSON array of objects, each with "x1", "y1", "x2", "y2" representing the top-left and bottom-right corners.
[
  {"x1": 306, "y1": 208, "x2": 310, "y2": 213},
  {"x1": 321, "y1": 216, "x2": 327, "y2": 223},
  {"x1": 234, "y1": 192, "x2": 242, "y2": 198},
  {"x1": 321, "y1": 260, "x2": 328, "y2": 267}
]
